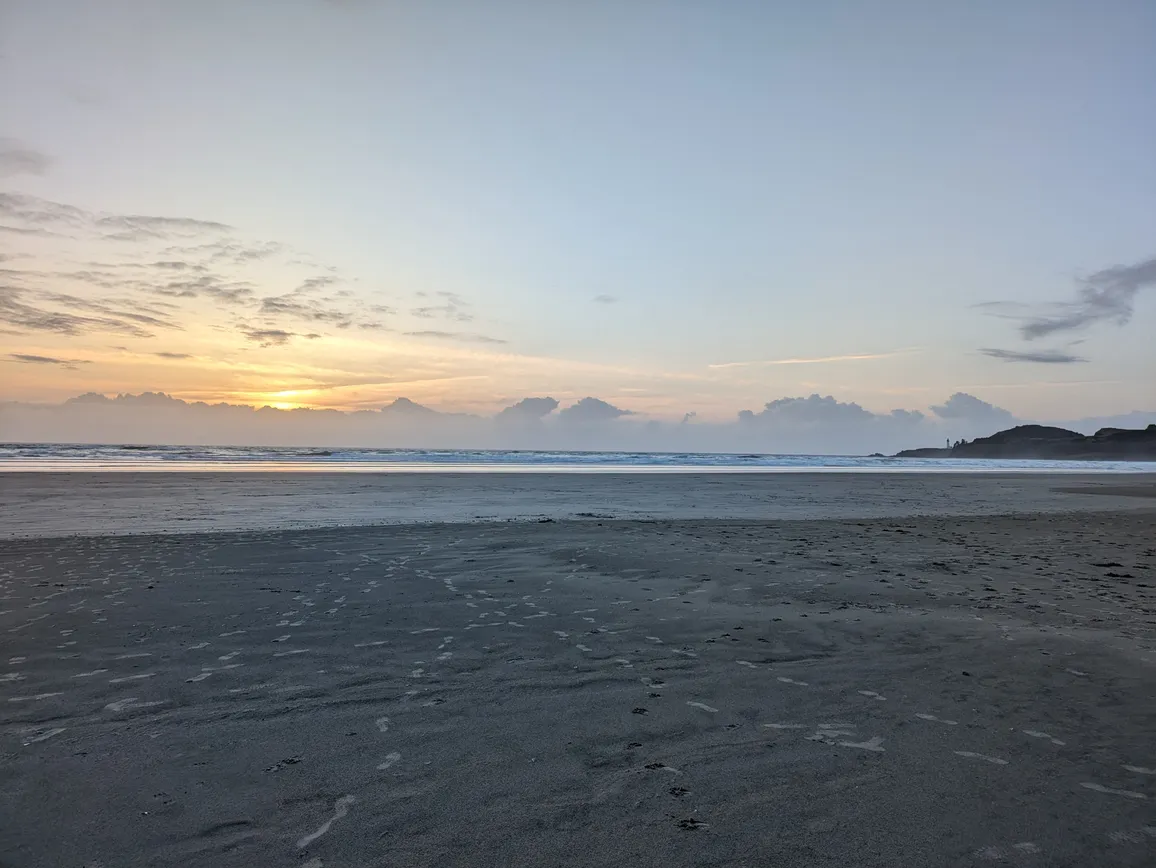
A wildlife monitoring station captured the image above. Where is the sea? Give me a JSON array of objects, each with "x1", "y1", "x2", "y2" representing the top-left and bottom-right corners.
[{"x1": 1, "y1": 443, "x2": 1153, "y2": 473}]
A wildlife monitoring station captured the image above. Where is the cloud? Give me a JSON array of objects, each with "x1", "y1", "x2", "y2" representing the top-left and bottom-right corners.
[
  {"x1": 405, "y1": 330, "x2": 507, "y2": 344},
  {"x1": 151, "y1": 275, "x2": 255, "y2": 304},
  {"x1": 0, "y1": 287, "x2": 163, "y2": 338},
  {"x1": 95, "y1": 214, "x2": 232, "y2": 241},
  {"x1": 710, "y1": 349, "x2": 919, "y2": 369},
  {"x1": 0, "y1": 140, "x2": 52, "y2": 178},
  {"x1": 153, "y1": 351, "x2": 192, "y2": 359},
  {"x1": 930, "y1": 392, "x2": 1015, "y2": 425},
  {"x1": 495, "y1": 396, "x2": 559, "y2": 422},
  {"x1": 6, "y1": 353, "x2": 89, "y2": 369},
  {"x1": 0, "y1": 390, "x2": 1041, "y2": 455},
  {"x1": 739, "y1": 394, "x2": 878, "y2": 426},
  {"x1": 0, "y1": 225, "x2": 65, "y2": 238},
  {"x1": 593, "y1": 294, "x2": 617, "y2": 304},
  {"x1": 259, "y1": 294, "x2": 354, "y2": 327},
  {"x1": 983, "y1": 255, "x2": 1156, "y2": 345},
  {"x1": 298, "y1": 275, "x2": 340, "y2": 293},
  {"x1": 0, "y1": 192, "x2": 232, "y2": 243},
  {"x1": 411, "y1": 291, "x2": 473, "y2": 322},
  {"x1": 149, "y1": 260, "x2": 207, "y2": 272},
  {"x1": 557, "y1": 397, "x2": 633, "y2": 423},
  {"x1": 241, "y1": 328, "x2": 301, "y2": 347},
  {"x1": 980, "y1": 348, "x2": 1088, "y2": 364}
]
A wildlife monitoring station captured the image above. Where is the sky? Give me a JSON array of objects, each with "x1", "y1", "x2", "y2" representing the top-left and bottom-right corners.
[{"x1": 2, "y1": 0, "x2": 1154, "y2": 444}]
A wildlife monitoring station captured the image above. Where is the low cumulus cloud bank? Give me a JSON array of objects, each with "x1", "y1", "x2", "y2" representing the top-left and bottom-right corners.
[{"x1": 6, "y1": 390, "x2": 1140, "y2": 454}]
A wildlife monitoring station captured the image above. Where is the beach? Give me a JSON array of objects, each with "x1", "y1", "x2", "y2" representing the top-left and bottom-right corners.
[{"x1": 2, "y1": 473, "x2": 1155, "y2": 866}]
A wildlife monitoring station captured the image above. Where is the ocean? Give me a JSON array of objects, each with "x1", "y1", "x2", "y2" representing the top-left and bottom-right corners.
[{"x1": 1, "y1": 443, "x2": 1153, "y2": 473}]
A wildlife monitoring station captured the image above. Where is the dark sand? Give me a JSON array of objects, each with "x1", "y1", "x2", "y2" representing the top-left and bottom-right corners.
[{"x1": 1, "y1": 474, "x2": 1155, "y2": 866}]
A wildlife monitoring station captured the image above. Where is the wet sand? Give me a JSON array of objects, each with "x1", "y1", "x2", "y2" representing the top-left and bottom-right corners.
[
  {"x1": 1, "y1": 474, "x2": 1155, "y2": 866},
  {"x1": 2, "y1": 471, "x2": 1156, "y2": 538}
]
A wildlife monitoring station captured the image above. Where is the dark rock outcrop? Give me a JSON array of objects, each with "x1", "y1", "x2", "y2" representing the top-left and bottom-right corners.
[{"x1": 894, "y1": 424, "x2": 1156, "y2": 460}]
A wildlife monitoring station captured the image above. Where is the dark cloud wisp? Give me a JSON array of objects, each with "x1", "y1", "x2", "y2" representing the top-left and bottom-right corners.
[
  {"x1": 6, "y1": 352, "x2": 89, "y2": 369},
  {"x1": 0, "y1": 140, "x2": 52, "y2": 178},
  {"x1": 980, "y1": 348, "x2": 1088, "y2": 364},
  {"x1": 405, "y1": 330, "x2": 507, "y2": 344}
]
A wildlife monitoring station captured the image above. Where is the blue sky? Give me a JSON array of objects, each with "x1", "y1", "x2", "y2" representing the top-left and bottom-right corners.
[{"x1": 2, "y1": 0, "x2": 1154, "y2": 422}]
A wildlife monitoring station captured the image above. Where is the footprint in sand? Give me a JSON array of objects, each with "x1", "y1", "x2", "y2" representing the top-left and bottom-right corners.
[
  {"x1": 377, "y1": 751, "x2": 402, "y2": 770},
  {"x1": 297, "y1": 795, "x2": 355, "y2": 849}
]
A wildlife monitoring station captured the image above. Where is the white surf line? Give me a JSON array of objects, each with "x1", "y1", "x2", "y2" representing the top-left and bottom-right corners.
[
  {"x1": 1023, "y1": 729, "x2": 1065, "y2": 746},
  {"x1": 354, "y1": 640, "x2": 387, "y2": 648},
  {"x1": 1080, "y1": 782, "x2": 1148, "y2": 800},
  {"x1": 297, "y1": 795, "x2": 356, "y2": 849},
  {"x1": 736, "y1": 660, "x2": 757, "y2": 669},
  {"x1": 109, "y1": 672, "x2": 156, "y2": 683},
  {"x1": 857, "y1": 690, "x2": 886, "y2": 701},
  {"x1": 777, "y1": 676, "x2": 809, "y2": 686},
  {"x1": 1122, "y1": 764, "x2": 1156, "y2": 775},
  {"x1": 188, "y1": 642, "x2": 210, "y2": 650},
  {"x1": 274, "y1": 649, "x2": 310, "y2": 657},
  {"x1": 575, "y1": 644, "x2": 592, "y2": 652},
  {"x1": 410, "y1": 628, "x2": 440, "y2": 634},
  {"x1": 915, "y1": 713, "x2": 958, "y2": 725},
  {"x1": 762, "y1": 723, "x2": 805, "y2": 730},
  {"x1": 186, "y1": 671, "x2": 213, "y2": 682},
  {"x1": 377, "y1": 751, "x2": 402, "y2": 770},
  {"x1": 8, "y1": 692, "x2": 63, "y2": 703},
  {"x1": 645, "y1": 636, "x2": 664, "y2": 644},
  {"x1": 954, "y1": 751, "x2": 1009, "y2": 766},
  {"x1": 71, "y1": 669, "x2": 109, "y2": 678},
  {"x1": 219, "y1": 630, "x2": 247, "y2": 637},
  {"x1": 687, "y1": 701, "x2": 718, "y2": 713},
  {"x1": 115, "y1": 652, "x2": 153, "y2": 660},
  {"x1": 217, "y1": 652, "x2": 240, "y2": 661},
  {"x1": 273, "y1": 635, "x2": 291, "y2": 643}
]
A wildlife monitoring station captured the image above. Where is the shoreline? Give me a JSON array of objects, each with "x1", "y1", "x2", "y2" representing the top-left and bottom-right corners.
[{"x1": 3, "y1": 470, "x2": 1156, "y2": 540}]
